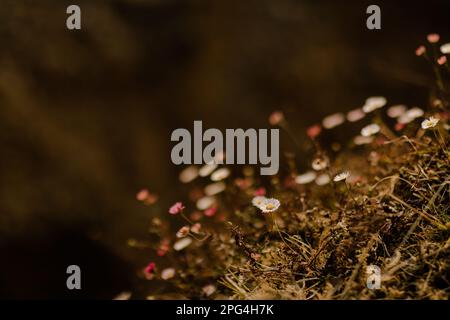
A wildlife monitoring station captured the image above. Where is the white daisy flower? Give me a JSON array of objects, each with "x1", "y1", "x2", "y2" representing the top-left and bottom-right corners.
[
  {"x1": 361, "y1": 123, "x2": 380, "y2": 137},
  {"x1": 315, "y1": 173, "x2": 331, "y2": 186},
  {"x1": 387, "y1": 105, "x2": 407, "y2": 118},
  {"x1": 363, "y1": 96, "x2": 387, "y2": 113},
  {"x1": 295, "y1": 171, "x2": 317, "y2": 185},
  {"x1": 333, "y1": 171, "x2": 350, "y2": 182},
  {"x1": 346, "y1": 108, "x2": 366, "y2": 122},
  {"x1": 259, "y1": 198, "x2": 281, "y2": 213},
  {"x1": 354, "y1": 135, "x2": 374, "y2": 145},
  {"x1": 179, "y1": 166, "x2": 199, "y2": 183},
  {"x1": 176, "y1": 226, "x2": 190, "y2": 238},
  {"x1": 252, "y1": 196, "x2": 267, "y2": 208},
  {"x1": 311, "y1": 157, "x2": 328, "y2": 171},
  {"x1": 173, "y1": 237, "x2": 192, "y2": 251},
  {"x1": 421, "y1": 116, "x2": 439, "y2": 129},
  {"x1": 440, "y1": 43, "x2": 450, "y2": 54},
  {"x1": 211, "y1": 168, "x2": 231, "y2": 181},
  {"x1": 161, "y1": 268, "x2": 176, "y2": 280},
  {"x1": 322, "y1": 113, "x2": 345, "y2": 129},
  {"x1": 204, "y1": 182, "x2": 226, "y2": 196}
]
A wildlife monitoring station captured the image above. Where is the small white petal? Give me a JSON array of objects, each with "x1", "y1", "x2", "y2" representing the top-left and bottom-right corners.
[
  {"x1": 346, "y1": 108, "x2": 366, "y2": 122},
  {"x1": 173, "y1": 237, "x2": 192, "y2": 251},
  {"x1": 161, "y1": 268, "x2": 176, "y2": 280},
  {"x1": 295, "y1": 171, "x2": 317, "y2": 184},
  {"x1": 179, "y1": 166, "x2": 199, "y2": 183},
  {"x1": 196, "y1": 196, "x2": 216, "y2": 210},
  {"x1": 387, "y1": 105, "x2": 407, "y2": 118},
  {"x1": 440, "y1": 43, "x2": 450, "y2": 54},
  {"x1": 199, "y1": 162, "x2": 218, "y2": 177},
  {"x1": 354, "y1": 135, "x2": 374, "y2": 145},
  {"x1": 204, "y1": 182, "x2": 226, "y2": 196},
  {"x1": 405, "y1": 107, "x2": 424, "y2": 119},
  {"x1": 211, "y1": 168, "x2": 231, "y2": 181},
  {"x1": 361, "y1": 124, "x2": 380, "y2": 137},
  {"x1": 363, "y1": 96, "x2": 387, "y2": 113},
  {"x1": 398, "y1": 114, "x2": 414, "y2": 124},
  {"x1": 252, "y1": 196, "x2": 267, "y2": 208},
  {"x1": 315, "y1": 173, "x2": 331, "y2": 186},
  {"x1": 322, "y1": 113, "x2": 345, "y2": 129}
]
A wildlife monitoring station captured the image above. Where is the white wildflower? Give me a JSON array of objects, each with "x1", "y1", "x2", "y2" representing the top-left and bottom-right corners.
[
  {"x1": 346, "y1": 108, "x2": 366, "y2": 122},
  {"x1": 361, "y1": 123, "x2": 380, "y2": 137},
  {"x1": 161, "y1": 268, "x2": 176, "y2": 280},
  {"x1": 312, "y1": 157, "x2": 328, "y2": 171},
  {"x1": 315, "y1": 173, "x2": 331, "y2": 186},
  {"x1": 440, "y1": 43, "x2": 450, "y2": 54},
  {"x1": 406, "y1": 107, "x2": 424, "y2": 119},
  {"x1": 173, "y1": 237, "x2": 192, "y2": 251},
  {"x1": 387, "y1": 105, "x2": 407, "y2": 118},
  {"x1": 196, "y1": 196, "x2": 216, "y2": 210},
  {"x1": 334, "y1": 171, "x2": 350, "y2": 182},
  {"x1": 322, "y1": 113, "x2": 345, "y2": 129},
  {"x1": 176, "y1": 226, "x2": 190, "y2": 238},
  {"x1": 363, "y1": 96, "x2": 387, "y2": 113},
  {"x1": 259, "y1": 198, "x2": 281, "y2": 213},
  {"x1": 295, "y1": 171, "x2": 317, "y2": 184},
  {"x1": 354, "y1": 135, "x2": 374, "y2": 145},
  {"x1": 211, "y1": 168, "x2": 231, "y2": 181},
  {"x1": 252, "y1": 196, "x2": 267, "y2": 208},
  {"x1": 204, "y1": 182, "x2": 226, "y2": 196},
  {"x1": 421, "y1": 116, "x2": 439, "y2": 129}
]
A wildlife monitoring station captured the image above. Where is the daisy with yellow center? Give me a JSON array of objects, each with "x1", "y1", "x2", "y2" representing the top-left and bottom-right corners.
[
  {"x1": 421, "y1": 116, "x2": 439, "y2": 129},
  {"x1": 259, "y1": 198, "x2": 281, "y2": 213}
]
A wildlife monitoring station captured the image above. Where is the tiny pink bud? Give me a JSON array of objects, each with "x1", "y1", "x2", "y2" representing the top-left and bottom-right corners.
[
  {"x1": 136, "y1": 189, "x2": 149, "y2": 201},
  {"x1": 269, "y1": 111, "x2": 284, "y2": 126},
  {"x1": 395, "y1": 122, "x2": 405, "y2": 131},
  {"x1": 415, "y1": 45, "x2": 426, "y2": 56},
  {"x1": 169, "y1": 202, "x2": 185, "y2": 215},
  {"x1": 204, "y1": 206, "x2": 217, "y2": 217},
  {"x1": 144, "y1": 262, "x2": 155, "y2": 274},
  {"x1": 306, "y1": 124, "x2": 322, "y2": 139},
  {"x1": 427, "y1": 33, "x2": 440, "y2": 43},
  {"x1": 437, "y1": 55, "x2": 447, "y2": 65},
  {"x1": 253, "y1": 187, "x2": 266, "y2": 196}
]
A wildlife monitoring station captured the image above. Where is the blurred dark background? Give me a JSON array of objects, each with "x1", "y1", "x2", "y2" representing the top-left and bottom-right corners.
[{"x1": 0, "y1": 0, "x2": 449, "y2": 298}]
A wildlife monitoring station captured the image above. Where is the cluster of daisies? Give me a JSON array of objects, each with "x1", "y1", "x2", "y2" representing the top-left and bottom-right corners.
[
  {"x1": 269, "y1": 33, "x2": 449, "y2": 188},
  {"x1": 134, "y1": 150, "x2": 259, "y2": 295},
  {"x1": 251, "y1": 196, "x2": 281, "y2": 213},
  {"x1": 130, "y1": 33, "x2": 448, "y2": 299},
  {"x1": 290, "y1": 95, "x2": 441, "y2": 186}
]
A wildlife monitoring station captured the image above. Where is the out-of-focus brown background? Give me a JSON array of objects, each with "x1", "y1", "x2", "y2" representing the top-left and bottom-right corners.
[{"x1": 0, "y1": 0, "x2": 449, "y2": 298}]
